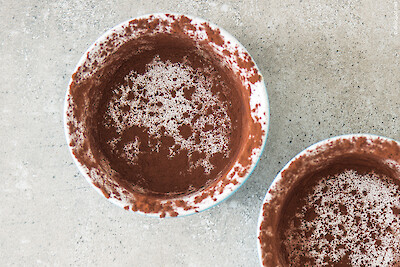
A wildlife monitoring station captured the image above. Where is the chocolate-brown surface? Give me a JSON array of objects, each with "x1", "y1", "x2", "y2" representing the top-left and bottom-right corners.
[
  {"x1": 280, "y1": 157, "x2": 400, "y2": 266},
  {"x1": 91, "y1": 34, "x2": 246, "y2": 196},
  {"x1": 259, "y1": 136, "x2": 400, "y2": 266}
]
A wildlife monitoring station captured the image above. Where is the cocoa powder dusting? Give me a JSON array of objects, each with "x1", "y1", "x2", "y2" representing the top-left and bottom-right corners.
[
  {"x1": 94, "y1": 34, "x2": 244, "y2": 196},
  {"x1": 203, "y1": 22, "x2": 225, "y2": 46},
  {"x1": 66, "y1": 14, "x2": 266, "y2": 217},
  {"x1": 259, "y1": 136, "x2": 400, "y2": 266}
]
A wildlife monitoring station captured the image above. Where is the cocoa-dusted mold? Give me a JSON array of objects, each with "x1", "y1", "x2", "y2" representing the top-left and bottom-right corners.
[
  {"x1": 257, "y1": 134, "x2": 400, "y2": 266},
  {"x1": 64, "y1": 14, "x2": 269, "y2": 217}
]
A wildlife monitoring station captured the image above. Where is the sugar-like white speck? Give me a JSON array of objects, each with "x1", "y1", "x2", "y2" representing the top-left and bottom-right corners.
[{"x1": 105, "y1": 56, "x2": 232, "y2": 174}]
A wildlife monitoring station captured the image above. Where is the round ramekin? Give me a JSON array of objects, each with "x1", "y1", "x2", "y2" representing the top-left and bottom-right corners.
[
  {"x1": 64, "y1": 13, "x2": 269, "y2": 217},
  {"x1": 257, "y1": 134, "x2": 400, "y2": 265}
]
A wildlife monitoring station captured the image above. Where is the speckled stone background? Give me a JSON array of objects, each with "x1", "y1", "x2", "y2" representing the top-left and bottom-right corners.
[{"x1": 1, "y1": 0, "x2": 399, "y2": 266}]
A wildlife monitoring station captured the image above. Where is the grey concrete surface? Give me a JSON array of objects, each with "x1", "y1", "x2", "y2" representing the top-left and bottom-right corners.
[{"x1": 1, "y1": 0, "x2": 399, "y2": 266}]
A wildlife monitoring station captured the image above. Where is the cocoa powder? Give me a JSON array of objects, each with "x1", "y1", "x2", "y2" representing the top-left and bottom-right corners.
[{"x1": 93, "y1": 34, "x2": 245, "y2": 196}]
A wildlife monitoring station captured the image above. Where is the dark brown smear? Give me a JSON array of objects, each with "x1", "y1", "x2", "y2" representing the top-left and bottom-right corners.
[
  {"x1": 67, "y1": 15, "x2": 264, "y2": 216},
  {"x1": 94, "y1": 34, "x2": 245, "y2": 196},
  {"x1": 259, "y1": 136, "x2": 400, "y2": 266}
]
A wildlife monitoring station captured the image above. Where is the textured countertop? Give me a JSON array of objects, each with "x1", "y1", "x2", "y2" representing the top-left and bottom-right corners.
[{"x1": 1, "y1": 0, "x2": 399, "y2": 266}]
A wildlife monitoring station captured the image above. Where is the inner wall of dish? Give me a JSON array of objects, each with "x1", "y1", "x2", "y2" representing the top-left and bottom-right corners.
[{"x1": 83, "y1": 33, "x2": 250, "y2": 197}]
